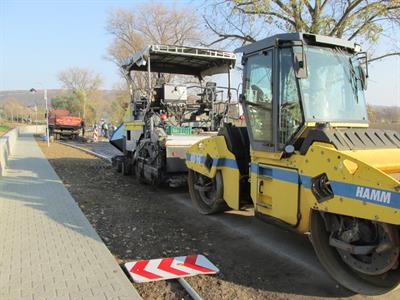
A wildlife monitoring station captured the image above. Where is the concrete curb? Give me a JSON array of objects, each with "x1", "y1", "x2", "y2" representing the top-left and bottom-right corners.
[
  {"x1": 56, "y1": 140, "x2": 112, "y2": 163},
  {"x1": 0, "y1": 129, "x2": 16, "y2": 176},
  {"x1": 0, "y1": 125, "x2": 46, "y2": 176}
]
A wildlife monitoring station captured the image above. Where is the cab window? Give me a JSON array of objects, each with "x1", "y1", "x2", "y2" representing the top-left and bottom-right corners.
[
  {"x1": 244, "y1": 51, "x2": 273, "y2": 144},
  {"x1": 279, "y1": 48, "x2": 303, "y2": 147}
]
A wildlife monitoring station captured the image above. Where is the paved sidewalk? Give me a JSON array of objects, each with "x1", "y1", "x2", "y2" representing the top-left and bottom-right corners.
[{"x1": 0, "y1": 134, "x2": 141, "y2": 300}]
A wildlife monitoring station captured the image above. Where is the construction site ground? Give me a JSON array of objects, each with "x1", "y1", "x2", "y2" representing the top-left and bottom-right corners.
[{"x1": 37, "y1": 139, "x2": 397, "y2": 300}]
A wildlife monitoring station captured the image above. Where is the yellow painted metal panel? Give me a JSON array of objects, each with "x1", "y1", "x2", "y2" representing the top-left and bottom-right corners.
[
  {"x1": 298, "y1": 143, "x2": 400, "y2": 228},
  {"x1": 221, "y1": 168, "x2": 240, "y2": 210},
  {"x1": 125, "y1": 121, "x2": 145, "y2": 131},
  {"x1": 250, "y1": 149, "x2": 283, "y2": 160},
  {"x1": 251, "y1": 163, "x2": 299, "y2": 225},
  {"x1": 341, "y1": 148, "x2": 400, "y2": 173}
]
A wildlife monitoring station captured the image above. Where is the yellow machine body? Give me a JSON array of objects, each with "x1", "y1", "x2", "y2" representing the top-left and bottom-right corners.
[
  {"x1": 186, "y1": 32, "x2": 400, "y2": 294},
  {"x1": 125, "y1": 121, "x2": 145, "y2": 131},
  {"x1": 186, "y1": 136, "x2": 400, "y2": 232}
]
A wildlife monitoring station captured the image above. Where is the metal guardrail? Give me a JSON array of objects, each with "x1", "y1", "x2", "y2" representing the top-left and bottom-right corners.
[{"x1": 151, "y1": 44, "x2": 236, "y2": 59}]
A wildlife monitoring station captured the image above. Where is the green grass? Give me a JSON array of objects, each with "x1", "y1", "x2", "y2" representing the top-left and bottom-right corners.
[{"x1": 0, "y1": 122, "x2": 12, "y2": 136}]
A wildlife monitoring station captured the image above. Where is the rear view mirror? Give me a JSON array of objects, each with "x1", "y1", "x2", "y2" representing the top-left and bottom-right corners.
[
  {"x1": 358, "y1": 65, "x2": 368, "y2": 90},
  {"x1": 356, "y1": 51, "x2": 368, "y2": 90},
  {"x1": 293, "y1": 49, "x2": 308, "y2": 79}
]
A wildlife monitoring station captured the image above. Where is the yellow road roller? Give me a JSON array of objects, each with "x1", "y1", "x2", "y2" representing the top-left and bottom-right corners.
[{"x1": 185, "y1": 32, "x2": 400, "y2": 295}]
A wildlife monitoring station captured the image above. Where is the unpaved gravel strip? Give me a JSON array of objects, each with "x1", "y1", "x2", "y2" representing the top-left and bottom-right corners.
[
  {"x1": 56, "y1": 140, "x2": 112, "y2": 162},
  {"x1": 62, "y1": 139, "x2": 122, "y2": 160}
]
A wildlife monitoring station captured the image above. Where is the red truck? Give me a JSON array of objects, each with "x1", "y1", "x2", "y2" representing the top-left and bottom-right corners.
[{"x1": 48, "y1": 109, "x2": 82, "y2": 140}]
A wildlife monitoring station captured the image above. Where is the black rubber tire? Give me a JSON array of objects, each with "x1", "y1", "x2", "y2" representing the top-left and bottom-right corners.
[
  {"x1": 121, "y1": 160, "x2": 131, "y2": 176},
  {"x1": 310, "y1": 210, "x2": 400, "y2": 295},
  {"x1": 134, "y1": 162, "x2": 147, "y2": 184},
  {"x1": 188, "y1": 170, "x2": 227, "y2": 215}
]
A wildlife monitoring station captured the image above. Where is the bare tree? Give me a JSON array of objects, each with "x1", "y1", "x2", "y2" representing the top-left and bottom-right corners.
[
  {"x1": 58, "y1": 67, "x2": 103, "y2": 121},
  {"x1": 2, "y1": 99, "x2": 30, "y2": 122},
  {"x1": 204, "y1": 0, "x2": 400, "y2": 60},
  {"x1": 106, "y1": 2, "x2": 202, "y2": 94},
  {"x1": 107, "y1": 3, "x2": 201, "y2": 65},
  {"x1": 58, "y1": 67, "x2": 102, "y2": 91}
]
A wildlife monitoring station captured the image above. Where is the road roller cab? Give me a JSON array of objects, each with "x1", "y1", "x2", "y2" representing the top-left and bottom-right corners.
[{"x1": 185, "y1": 32, "x2": 400, "y2": 294}]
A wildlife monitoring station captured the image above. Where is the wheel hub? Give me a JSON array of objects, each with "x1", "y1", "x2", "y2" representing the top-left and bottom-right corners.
[
  {"x1": 194, "y1": 174, "x2": 217, "y2": 206},
  {"x1": 330, "y1": 217, "x2": 399, "y2": 275},
  {"x1": 311, "y1": 211, "x2": 400, "y2": 294}
]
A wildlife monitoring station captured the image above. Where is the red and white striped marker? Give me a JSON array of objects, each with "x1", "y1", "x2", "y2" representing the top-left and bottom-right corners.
[
  {"x1": 92, "y1": 128, "x2": 98, "y2": 142},
  {"x1": 124, "y1": 255, "x2": 219, "y2": 283}
]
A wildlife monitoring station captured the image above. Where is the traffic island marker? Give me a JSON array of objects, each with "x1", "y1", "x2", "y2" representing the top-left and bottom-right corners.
[{"x1": 125, "y1": 255, "x2": 219, "y2": 283}]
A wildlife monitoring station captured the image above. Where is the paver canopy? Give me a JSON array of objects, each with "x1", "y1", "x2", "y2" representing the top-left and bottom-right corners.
[{"x1": 122, "y1": 45, "x2": 236, "y2": 78}]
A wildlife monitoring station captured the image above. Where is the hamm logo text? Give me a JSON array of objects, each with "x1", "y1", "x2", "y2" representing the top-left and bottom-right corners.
[{"x1": 355, "y1": 186, "x2": 391, "y2": 204}]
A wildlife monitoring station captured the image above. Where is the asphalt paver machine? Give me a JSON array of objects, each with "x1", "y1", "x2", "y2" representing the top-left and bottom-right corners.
[
  {"x1": 110, "y1": 45, "x2": 236, "y2": 186},
  {"x1": 185, "y1": 33, "x2": 400, "y2": 294}
]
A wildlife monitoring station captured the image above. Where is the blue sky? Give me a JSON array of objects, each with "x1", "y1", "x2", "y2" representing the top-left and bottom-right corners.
[
  {"x1": 0, "y1": 0, "x2": 193, "y2": 90},
  {"x1": 0, "y1": 0, "x2": 399, "y2": 106}
]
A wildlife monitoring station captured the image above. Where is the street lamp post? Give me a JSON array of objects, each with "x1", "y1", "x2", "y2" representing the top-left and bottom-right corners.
[
  {"x1": 34, "y1": 104, "x2": 38, "y2": 134},
  {"x1": 30, "y1": 88, "x2": 49, "y2": 147},
  {"x1": 44, "y1": 89, "x2": 49, "y2": 147}
]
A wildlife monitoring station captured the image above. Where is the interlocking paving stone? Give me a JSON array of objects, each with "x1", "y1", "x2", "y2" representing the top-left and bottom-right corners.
[{"x1": 0, "y1": 134, "x2": 141, "y2": 300}]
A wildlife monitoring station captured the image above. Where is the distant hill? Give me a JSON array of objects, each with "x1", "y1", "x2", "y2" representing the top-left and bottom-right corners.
[
  {"x1": 369, "y1": 105, "x2": 400, "y2": 131},
  {"x1": 0, "y1": 89, "x2": 119, "y2": 107}
]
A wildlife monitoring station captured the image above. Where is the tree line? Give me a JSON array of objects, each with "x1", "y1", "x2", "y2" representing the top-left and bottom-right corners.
[{"x1": 3, "y1": 1, "x2": 398, "y2": 125}]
